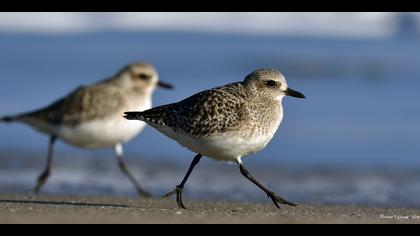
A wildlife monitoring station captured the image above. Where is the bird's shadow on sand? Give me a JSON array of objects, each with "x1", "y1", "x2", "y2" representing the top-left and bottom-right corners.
[{"x1": 0, "y1": 199, "x2": 133, "y2": 209}]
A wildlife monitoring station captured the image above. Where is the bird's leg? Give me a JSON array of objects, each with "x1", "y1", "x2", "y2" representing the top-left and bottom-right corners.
[
  {"x1": 238, "y1": 160, "x2": 298, "y2": 208},
  {"x1": 34, "y1": 136, "x2": 57, "y2": 193},
  {"x1": 163, "y1": 154, "x2": 202, "y2": 209},
  {"x1": 115, "y1": 143, "x2": 152, "y2": 198}
]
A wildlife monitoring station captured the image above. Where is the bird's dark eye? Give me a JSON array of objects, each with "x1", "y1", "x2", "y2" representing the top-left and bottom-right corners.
[
  {"x1": 138, "y1": 73, "x2": 150, "y2": 80},
  {"x1": 265, "y1": 80, "x2": 277, "y2": 87}
]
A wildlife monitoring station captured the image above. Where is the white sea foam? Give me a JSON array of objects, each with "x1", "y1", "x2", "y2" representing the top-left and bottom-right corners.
[
  {"x1": 0, "y1": 12, "x2": 417, "y2": 38},
  {"x1": 1, "y1": 154, "x2": 420, "y2": 207}
]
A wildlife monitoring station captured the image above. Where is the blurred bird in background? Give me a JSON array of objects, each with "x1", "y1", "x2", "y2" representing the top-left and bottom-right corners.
[{"x1": 0, "y1": 62, "x2": 174, "y2": 197}]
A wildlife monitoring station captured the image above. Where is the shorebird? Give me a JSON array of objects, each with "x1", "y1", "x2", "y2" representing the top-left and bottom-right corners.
[
  {"x1": 1, "y1": 62, "x2": 174, "y2": 197},
  {"x1": 124, "y1": 68, "x2": 305, "y2": 209}
]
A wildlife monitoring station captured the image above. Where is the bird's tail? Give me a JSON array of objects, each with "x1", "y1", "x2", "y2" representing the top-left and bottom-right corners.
[
  {"x1": 0, "y1": 116, "x2": 16, "y2": 122},
  {"x1": 124, "y1": 112, "x2": 145, "y2": 121}
]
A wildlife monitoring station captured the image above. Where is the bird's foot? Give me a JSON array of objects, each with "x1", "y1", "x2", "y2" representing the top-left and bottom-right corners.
[
  {"x1": 163, "y1": 186, "x2": 187, "y2": 209},
  {"x1": 267, "y1": 192, "x2": 298, "y2": 209},
  {"x1": 33, "y1": 171, "x2": 50, "y2": 194}
]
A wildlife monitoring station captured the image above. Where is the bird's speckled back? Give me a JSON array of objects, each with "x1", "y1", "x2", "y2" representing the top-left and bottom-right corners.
[{"x1": 138, "y1": 81, "x2": 283, "y2": 139}]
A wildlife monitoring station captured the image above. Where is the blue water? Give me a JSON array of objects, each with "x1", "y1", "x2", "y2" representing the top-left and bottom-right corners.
[{"x1": 0, "y1": 32, "x2": 420, "y2": 207}]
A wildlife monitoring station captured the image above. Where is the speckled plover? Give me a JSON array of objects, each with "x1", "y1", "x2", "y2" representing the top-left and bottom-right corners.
[{"x1": 125, "y1": 68, "x2": 305, "y2": 209}]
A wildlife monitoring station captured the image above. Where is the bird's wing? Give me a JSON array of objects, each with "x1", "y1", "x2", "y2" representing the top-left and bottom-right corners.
[
  {"x1": 133, "y1": 83, "x2": 249, "y2": 138},
  {"x1": 17, "y1": 84, "x2": 125, "y2": 128}
]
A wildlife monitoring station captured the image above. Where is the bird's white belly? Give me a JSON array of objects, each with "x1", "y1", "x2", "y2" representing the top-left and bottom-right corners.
[
  {"x1": 157, "y1": 126, "x2": 278, "y2": 162},
  {"x1": 199, "y1": 133, "x2": 275, "y2": 161},
  {"x1": 58, "y1": 118, "x2": 146, "y2": 149}
]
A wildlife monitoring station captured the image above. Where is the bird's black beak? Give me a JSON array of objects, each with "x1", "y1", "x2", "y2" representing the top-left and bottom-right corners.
[
  {"x1": 157, "y1": 81, "x2": 175, "y2": 90},
  {"x1": 285, "y1": 88, "x2": 305, "y2": 99}
]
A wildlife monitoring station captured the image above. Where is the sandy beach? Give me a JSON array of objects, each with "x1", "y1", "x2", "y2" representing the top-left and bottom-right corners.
[{"x1": 0, "y1": 194, "x2": 419, "y2": 224}]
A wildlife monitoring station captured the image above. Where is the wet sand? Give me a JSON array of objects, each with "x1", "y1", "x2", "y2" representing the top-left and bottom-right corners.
[{"x1": 0, "y1": 194, "x2": 420, "y2": 224}]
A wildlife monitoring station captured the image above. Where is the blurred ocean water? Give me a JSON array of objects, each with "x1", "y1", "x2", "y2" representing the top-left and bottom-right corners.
[{"x1": 0, "y1": 30, "x2": 420, "y2": 207}]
